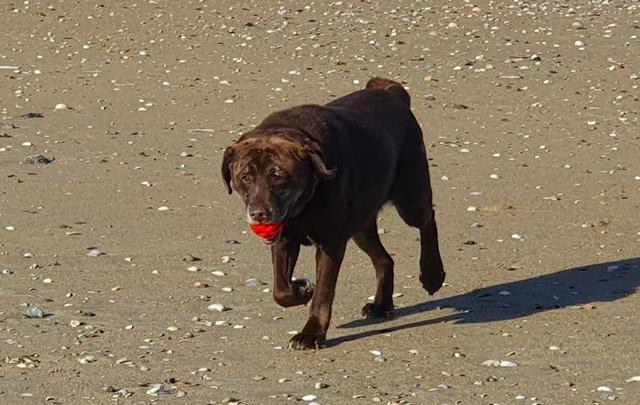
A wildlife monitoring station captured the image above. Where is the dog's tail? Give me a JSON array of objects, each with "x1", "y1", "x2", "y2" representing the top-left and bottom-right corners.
[{"x1": 366, "y1": 77, "x2": 410, "y2": 107}]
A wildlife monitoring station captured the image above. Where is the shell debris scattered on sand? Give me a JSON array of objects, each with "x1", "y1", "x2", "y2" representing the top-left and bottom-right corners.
[{"x1": 1, "y1": 0, "x2": 638, "y2": 401}]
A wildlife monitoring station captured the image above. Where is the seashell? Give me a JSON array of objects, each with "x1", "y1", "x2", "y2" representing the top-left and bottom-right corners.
[
  {"x1": 207, "y1": 303, "x2": 230, "y2": 312},
  {"x1": 78, "y1": 355, "x2": 96, "y2": 364},
  {"x1": 146, "y1": 384, "x2": 172, "y2": 396},
  {"x1": 21, "y1": 154, "x2": 54, "y2": 165},
  {"x1": 86, "y1": 249, "x2": 106, "y2": 257},
  {"x1": 245, "y1": 277, "x2": 266, "y2": 287}
]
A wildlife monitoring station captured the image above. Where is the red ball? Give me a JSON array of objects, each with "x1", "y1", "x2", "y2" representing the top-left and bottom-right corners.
[{"x1": 249, "y1": 223, "x2": 283, "y2": 240}]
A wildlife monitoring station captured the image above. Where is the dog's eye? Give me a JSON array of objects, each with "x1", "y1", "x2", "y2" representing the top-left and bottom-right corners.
[
  {"x1": 271, "y1": 170, "x2": 287, "y2": 182},
  {"x1": 240, "y1": 174, "x2": 254, "y2": 183}
]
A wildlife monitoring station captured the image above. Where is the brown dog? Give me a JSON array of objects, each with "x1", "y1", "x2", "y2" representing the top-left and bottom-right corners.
[{"x1": 221, "y1": 78, "x2": 445, "y2": 349}]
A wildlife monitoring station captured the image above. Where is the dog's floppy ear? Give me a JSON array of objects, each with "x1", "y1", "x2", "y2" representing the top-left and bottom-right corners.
[
  {"x1": 221, "y1": 145, "x2": 236, "y2": 194},
  {"x1": 306, "y1": 148, "x2": 336, "y2": 180}
]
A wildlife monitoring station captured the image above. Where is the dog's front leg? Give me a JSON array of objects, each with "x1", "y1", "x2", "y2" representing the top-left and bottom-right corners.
[
  {"x1": 289, "y1": 240, "x2": 347, "y2": 350},
  {"x1": 271, "y1": 239, "x2": 314, "y2": 307}
]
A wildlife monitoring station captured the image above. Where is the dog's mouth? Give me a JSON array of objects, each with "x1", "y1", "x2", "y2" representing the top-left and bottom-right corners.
[{"x1": 249, "y1": 222, "x2": 284, "y2": 245}]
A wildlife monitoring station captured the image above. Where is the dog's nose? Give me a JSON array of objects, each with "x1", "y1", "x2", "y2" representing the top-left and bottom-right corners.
[{"x1": 249, "y1": 208, "x2": 269, "y2": 223}]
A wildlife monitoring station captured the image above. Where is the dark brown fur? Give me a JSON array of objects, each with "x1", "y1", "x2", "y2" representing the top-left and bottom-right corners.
[{"x1": 221, "y1": 77, "x2": 445, "y2": 349}]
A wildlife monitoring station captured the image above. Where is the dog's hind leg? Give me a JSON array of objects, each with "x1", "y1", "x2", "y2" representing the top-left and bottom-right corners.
[
  {"x1": 392, "y1": 126, "x2": 445, "y2": 295},
  {"x1": 353, "y1": 219, "x2": 395, "y2": 318}
]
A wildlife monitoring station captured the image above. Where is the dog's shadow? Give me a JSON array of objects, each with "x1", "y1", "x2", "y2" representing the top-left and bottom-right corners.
[{"x1": 332, "y1": 258, "x2": 640, "y2": 346}]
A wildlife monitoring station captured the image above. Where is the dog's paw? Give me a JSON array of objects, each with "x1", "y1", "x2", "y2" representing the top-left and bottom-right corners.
[
  {"x1": 292, "y1": 278, "x2": 315, "y2": 305},
  {"x1": 361, "y1": 303, "x2": 394, "y2": 319},
  {"x1": 289, "y1": 332, "x2": 326, "y2": 350},
  {"x1": 420, "y1": 270, "x2": 445, "y2": 295}
]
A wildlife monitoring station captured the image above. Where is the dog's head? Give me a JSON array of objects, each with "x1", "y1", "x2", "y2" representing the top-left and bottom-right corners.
[{"x1": 221, "y1": 130, "x2": 335, "y2": 239}]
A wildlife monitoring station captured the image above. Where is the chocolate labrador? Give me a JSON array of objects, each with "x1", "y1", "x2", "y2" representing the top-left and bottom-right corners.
[{"x1": 221, "y1": 77, "x2": 445, "y2": 349}]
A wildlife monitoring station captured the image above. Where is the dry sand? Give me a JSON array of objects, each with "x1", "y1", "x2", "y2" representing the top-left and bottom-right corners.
[{"x1": 1, "y1": 1, "x2": 639, "y2": 404}]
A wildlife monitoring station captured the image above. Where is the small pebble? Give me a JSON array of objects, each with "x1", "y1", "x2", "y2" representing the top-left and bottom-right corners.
[
  {"x1": 22, "y1": 306, "x2": 45, "y2": 318},
  {"x1": 54, "y1": 103, "x2": 68, "y2": 110}
]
